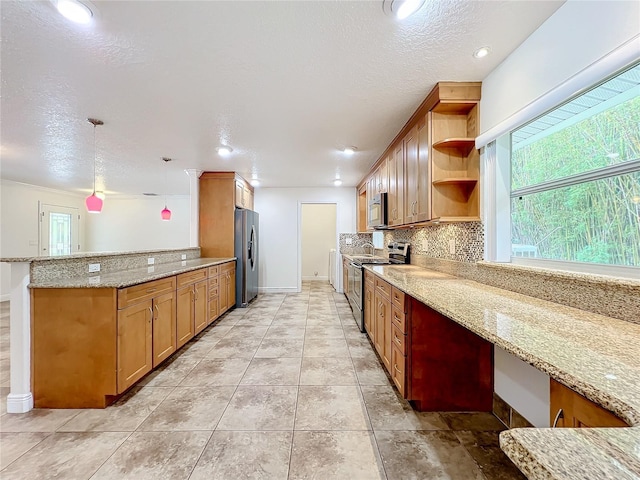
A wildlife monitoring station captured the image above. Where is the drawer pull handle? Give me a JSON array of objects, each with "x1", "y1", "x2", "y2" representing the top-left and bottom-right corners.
[
  {"x1": 552, "y1": 408, "x2": 564, "y2": 428},
  {"x1": 148, "y1": 306, "x2": 153, "y2": 322},
  {"x1": 394, "y1": 364, "x2": 401, "y2": 373}
]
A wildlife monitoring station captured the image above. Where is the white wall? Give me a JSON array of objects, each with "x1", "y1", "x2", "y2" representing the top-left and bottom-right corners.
[
  {"x1": 254, "y1": 187, "x2": 356, "y2": 293},
  {"x1": 480, "y1": 0, "x2": 640, "y2": 135},
  {"x1": 0, "y1": 180, "x2": 87, "y2": 300},
  {"x1": 86, "y1": 196, "x2": 190, "y2": 252},
  {"x1": 301, "y1": 203, "x2": 337, "y2": 281}
]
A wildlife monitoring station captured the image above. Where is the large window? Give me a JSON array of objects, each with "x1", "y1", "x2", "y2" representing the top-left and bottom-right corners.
[{"x1": 510, "y1": 62, "x2": 640, "y2": 269}]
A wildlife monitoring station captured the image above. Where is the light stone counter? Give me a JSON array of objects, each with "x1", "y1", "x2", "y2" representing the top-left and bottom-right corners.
[
  {"x1": 365, "y1": 264, "x2": 640, "y2": 480},
  {"x1": 28, "y1": 257, "x2": 235, "y2": 289}
]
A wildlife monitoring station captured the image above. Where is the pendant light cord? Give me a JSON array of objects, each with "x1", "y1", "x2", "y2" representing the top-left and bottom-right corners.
[{"x1": 93, "y1": 123, "x2": 97, "y2": 194}]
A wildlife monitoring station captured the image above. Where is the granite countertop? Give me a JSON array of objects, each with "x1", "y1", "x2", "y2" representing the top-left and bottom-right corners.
[
  {"x1": 342, "y1": 253, "x2": 390, "y2": 264},
  {"x1": 29, "y1": 257, "x2": 236, "y2": 289},
  {"x1": 364, "y1": 264, "x2": 640, "y2": 480},
  {"x1": 1, "y1": 247, "x2": 200, "y2": 263}
]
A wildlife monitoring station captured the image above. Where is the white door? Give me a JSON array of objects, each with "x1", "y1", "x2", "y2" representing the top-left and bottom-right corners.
[{"x1": 39, "y1": 203, "x2": 80, "y2": 256}]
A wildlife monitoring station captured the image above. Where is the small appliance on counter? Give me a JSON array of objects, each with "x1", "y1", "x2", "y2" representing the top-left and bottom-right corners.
[{"x1": 346, "y1": 242, "x2": 410, "y2": 332}]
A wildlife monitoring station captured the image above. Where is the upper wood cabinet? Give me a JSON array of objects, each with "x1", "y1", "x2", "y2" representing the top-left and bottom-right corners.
[
  {"x1": 358, "y1": 82, "x2": 481, "y2": 228},
  {"x1": 200, "y1": 172, "x2": 254, "y2": 257}
]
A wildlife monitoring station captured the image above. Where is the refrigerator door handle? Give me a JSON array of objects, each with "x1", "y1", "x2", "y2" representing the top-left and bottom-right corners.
[{"x1": 248, "y1": 224, "x2": 256, "y2": 271}]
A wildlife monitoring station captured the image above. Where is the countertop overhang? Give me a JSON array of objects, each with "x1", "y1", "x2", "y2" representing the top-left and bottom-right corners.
[
  {"x1": 363, "y1": 263, "x2": 640, "y2": 480},
  {"x1": 28, "y1": 257, "x2": 236, "y2": 289}
]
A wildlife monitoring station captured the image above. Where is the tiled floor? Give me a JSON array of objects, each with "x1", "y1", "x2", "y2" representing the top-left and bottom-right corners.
[{"x1": 0, "y1": 282, "x2": 525, "y2": 479}]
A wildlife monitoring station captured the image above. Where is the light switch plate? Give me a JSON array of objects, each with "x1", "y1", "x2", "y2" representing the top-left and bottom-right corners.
[
  {"x1": 148, "y1": 257, "x2": 155, "y2": 265},
  {"x1": 181, "y1": 254, "x2": 187, "y2": 260},
  {"x1": 88, "y1": 263, "x2": 100, "y2": 273},
  {"x1": 346, "y1": 238, "x2": 353, "y2": 245}
]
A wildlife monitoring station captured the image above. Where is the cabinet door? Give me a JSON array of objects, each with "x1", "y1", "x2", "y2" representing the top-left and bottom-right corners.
[
  {"x1": 244, "y1": 186, "x2": 254, "y2": 210},
  {"x1": 235, "y1": 180, "x2": 245, "y2": 208},
  {"x1": 194, "y1": 280, "x2": 208, "y2": 334},
  {"x1": 208, "y1": 277, "x2": 220, "y2": 325},
  {"x1": 550, "y1": 379, "x2": 627, "y2": 428},
  {"x1": 219, "y1": 272, "x2": 229, "y2": 314},
  {"x1": 152, "y1": 291, "x2": 176, "y2": 368},
  {"x1": 379, "y1": 158, "x2": 388, "y2": 193},
  {"x1": 364, "y1": 282, "x2": 374, "y2": 338},
  {"x1": 117, "y1": 301, "x2": 153, "y2": 393},
  {"x1": 176, "y1": 285, "x2": 195, "y2": 348},
  {"x1": 415, "y1": 117, "x2": 431, "y2": 222},
  {"x1": 391, "y1": 344, "x2": 406, "y2": 397},
  {"x1": 374, "y1": 292, "x2": 391, "y2": 370},
  {"x1": 404, "y1": 126, "x2": 418, "y2": 223},
  {"x1": 342, "y1": 258, "x2": 349, "y2": 295},
  {"x1": 388, "y1": 145, "x2": 404, "y2": 226},
  {"x1": 228, "y1": 269, "x2": 236, "y2": 309}
]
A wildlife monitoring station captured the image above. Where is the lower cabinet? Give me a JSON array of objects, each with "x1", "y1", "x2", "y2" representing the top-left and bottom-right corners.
[
  {"x1": 364, "y1": 272, "x2": 494, "y2": 412},
  {"x1": 364, "y1": 271, "x2": 374, "y2": 337},
  {"x1": 550, "y1": 379, "x2": 628, "y2": 428},
  {"x1": 117, "y1": 301, "x2": 153, "y2": 393},
  {"x1": 31, "y1": 261, "x2": 238, "y2": 409}
]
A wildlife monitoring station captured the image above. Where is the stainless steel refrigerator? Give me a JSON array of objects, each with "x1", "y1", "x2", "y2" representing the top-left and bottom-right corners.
[{"x1": 234, "y1": 208, "x2": 259, "y2": 307}]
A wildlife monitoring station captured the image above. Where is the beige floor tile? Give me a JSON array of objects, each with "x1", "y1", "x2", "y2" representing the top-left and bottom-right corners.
[
  {"x1": 264, "y1": 325, "x2": 306, "y2": 339},
  {"x1": 0, "y1": 386, "x2": 9, "y2": 416},
  {"x1": 180, "y1": 357, "x2": 251, "y2": 386},
  {"x1": 303, "y1": 337, "x2": 350, "y2": 357},
  {"x1": 0, "y1": 432, "x2": 130, "y2": 480},
  {"x1": 205, "y1": 335, "x2": 262, "y2": 358},
  {"x1": 299, "y1": 357, "x2": 357, "y2": 385},
  {"x1": 190, "y1": 431, "x2": 292, "y2": 480},
  {"x1": 138, "y1": 386, "x2": 235, "y2": 431},
  {"x1": 57, "y1": 387, "x2": 172, "y2": 432},
  {"x1": 217, "y1": 386, "x2": 297, "y2": 431},
  {"x1": 289, "y1": 431, "x2": 385, "y2": 480},
  {"x1": 255, "y1": 337, "x2": 304, "y2": 358},
  {"x1": 295, "y1": 386, "x2": 370, "y2": 431},
  {"x1": 176, "y1": 337, "x2": 220, "y2": 358},
  {"x1": 0, "y1": 432, "x2": 50, "y2": 469},
  {"x1": 361, "y1": 385, "x2": 449, "y2": 430},
  {"x1": 304, "y1": 325, "x2": 345, "y2": 338},
  {"x1": 352, "y1": 356, "x2": 392, "y2": 385},
  {"x1": 374, "y1": 430, "x2": 484, "y2": 480},
  {"x1": 91, "y1": 431, "x2": 210, "y2": 480},
  {"x1": 138, "y1": 355, "x2": 201, "y2": 387},
  {"x1": 240, "y1": 357, "x2": 302, "y2": 385},
  {"x1": 0, "y1": 408, "x2": 81, "y2": 432}
]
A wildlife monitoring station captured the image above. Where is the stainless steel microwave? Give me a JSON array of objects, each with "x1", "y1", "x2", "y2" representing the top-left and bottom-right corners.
[{"x1": 368, "y1": 192, "x2": 387, "y2": 229}]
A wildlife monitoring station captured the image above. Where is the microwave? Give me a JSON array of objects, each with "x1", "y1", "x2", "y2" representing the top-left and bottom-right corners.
[{"x1": 368, "y1": 192, "x2": 388, "y2": 229}]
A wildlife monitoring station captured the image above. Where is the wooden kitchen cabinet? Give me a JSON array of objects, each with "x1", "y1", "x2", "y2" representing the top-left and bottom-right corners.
[
  {"x1": 364, "y1": 271, "x2": 375, "y2": 337},
  {"x1": 550, "y1": 379, "x2": 628, "y2": 428},
  {"x1": 208, "y1": 265, "x2": 220, "y2": 325},
  {"x1": 219, "y1": 261, "x2": 236, "y2": 314},
  {"x1": 117, "y1": 300, "x2": 153, "y2": 393},
  {"x1": 374, "y1": 277, "x2": 392, "y2": 371},
  {"x1": 200, "y1": 172, "x2": 254, "y2": 257},
  {"x1": 404, "y1": 117, "x2": 431, "y2": 224},
  {"x1": 342, "y1": 256, "x2": 349, "y2": 294},
  {"x1": 387, "y1": 144, "x2": 404, "y2": 227},
  {"x1": 151, "y1": 291, "x2": 177, "y2": 367},
  {"x1": 176, "y1": 268, "x2": 208, "y2": 348}
]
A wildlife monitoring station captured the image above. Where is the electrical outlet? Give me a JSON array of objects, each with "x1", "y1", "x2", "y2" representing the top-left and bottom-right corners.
[
  {"x1": 89, "y1": 276, "x2": 101, "y2": 284},
  {"x1": 88, "y1": 263, "x2": 101, "y2": 273},
  {"x1": 148, "y1": 257, "x2": 155, "y2": 265},
  {"x1": 449, "y1": 239, "x2": 456, "y2": 255},
  {"x1": 147, "y1": 266, "x2": 155, "y2": 273},
  {"x1": 346, "y1": 238, "x2": 353, "y2": 245},
  {"x1": 181, "y1": 254, "x2": 187, "y2": 260}
]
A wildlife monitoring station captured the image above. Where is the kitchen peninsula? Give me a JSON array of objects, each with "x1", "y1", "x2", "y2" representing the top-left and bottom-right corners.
[{"x1": 2, "y1": 248, "x2": 235, "y2": 411}]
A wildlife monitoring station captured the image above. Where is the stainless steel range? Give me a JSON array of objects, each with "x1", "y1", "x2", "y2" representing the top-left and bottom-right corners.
[{"x1": 346, "y1": 242, "x2": 410, "y2": 332}]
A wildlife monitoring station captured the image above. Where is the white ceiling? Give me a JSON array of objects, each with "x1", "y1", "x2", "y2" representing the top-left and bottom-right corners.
[{"x1": 0, "y1": 0, "x2": 564, "y2": 196}]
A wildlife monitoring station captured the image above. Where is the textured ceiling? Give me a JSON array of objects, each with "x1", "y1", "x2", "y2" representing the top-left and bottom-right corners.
[{"x1": 0, "y1": 0, "x2": 564, "y2": 195}]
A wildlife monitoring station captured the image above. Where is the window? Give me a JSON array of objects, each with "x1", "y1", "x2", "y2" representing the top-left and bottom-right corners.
[{"x1": 510, "y1": 62, "x2": 640, "y2": 269}]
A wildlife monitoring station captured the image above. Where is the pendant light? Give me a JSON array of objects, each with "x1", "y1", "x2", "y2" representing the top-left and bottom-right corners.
[
  {"x1": 86, "y1": 118, "x2": 104, "y2": 213},
  {"x1": 161, "y1": 157, "x2": 172, "y2": 221}
]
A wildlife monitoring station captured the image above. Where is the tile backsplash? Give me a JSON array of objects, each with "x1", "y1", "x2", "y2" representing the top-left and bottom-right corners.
[
  {"x1": 384, "y1": 222, "x2": 484, "y2": 263},
  {"x1": 339, "y1": 233, "x2": 374, "y2": 254}
]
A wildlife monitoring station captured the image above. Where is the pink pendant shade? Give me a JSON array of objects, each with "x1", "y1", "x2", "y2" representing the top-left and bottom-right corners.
[
  {"x1": 161, "y1": 205, "x2": 171, "y2": 221},
  {"x1": 85, "y1": 192, "x2": 103, "y2": 213}
]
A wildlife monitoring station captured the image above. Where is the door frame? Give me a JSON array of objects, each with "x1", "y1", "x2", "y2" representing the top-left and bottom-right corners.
[
  {"x1": 38, "y1": 202, "x2": 81, "y2": 256},
  {"x1": 297, "y1": 202, "x2": 338, "y2": 293}
]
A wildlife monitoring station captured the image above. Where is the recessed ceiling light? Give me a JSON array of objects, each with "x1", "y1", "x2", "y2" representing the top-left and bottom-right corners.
[
  {"x1": 250, "y1": 179, "x2": 260, "y2": 187},
  {"x1": 473, "y1": 46, "x2": 491, "y2": 59},
  {"x1": 343, "y1": 147, "x2": 356, "y2": 155},
  {"x1": 52, "y1": 0, "x2": 93, "y2": 24},
  {"x1": 383, "y1": 0, "x2": 426, "y2": 20},
  {"x1": 217, "y1": 146, "x2": 233, "y2": 156},
  {"x1": 333, "y1": 179, "x2": 343, "y2": 187}
]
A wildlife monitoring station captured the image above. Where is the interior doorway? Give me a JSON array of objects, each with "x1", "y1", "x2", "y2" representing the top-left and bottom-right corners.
[{"x1": 300, "y1": 203, "x2": 337, "y2": 284}]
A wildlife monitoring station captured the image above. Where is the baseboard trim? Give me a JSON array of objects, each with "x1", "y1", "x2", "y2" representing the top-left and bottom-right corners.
[
  {"x1": 301, "y1": 276, "x2": 329, "y2": 281},
  {"x1": 7, "y1": 393, "x2": 34, "y2": 413},
  {"x1": 258, "y1": 287, "x2": 300, "y2": 294}
]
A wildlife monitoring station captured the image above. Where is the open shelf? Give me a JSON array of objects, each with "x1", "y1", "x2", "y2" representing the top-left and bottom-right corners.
[
  {"x1": 432, "y1": 178, "x2": 478, "y2": 186},
  {"x1": 431, "y1": 101, "x2": 477, "y2": 115},
  {"x1": 432, "y1": 138, "x2": 476, "y2": 156}
]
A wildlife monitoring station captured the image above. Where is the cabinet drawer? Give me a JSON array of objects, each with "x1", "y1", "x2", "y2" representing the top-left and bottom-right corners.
[
  {"x1": 118, "y1": 276, "x2": 176, "y2": 309},
  {"x1": 391, "y1": 287, "x2": 405, "y2": 312},
  {"x1": 208, "y1": 265, "x2": 219, "y2": 277},
  {"x1": 177, "y1": 268, "x2": 208, "y2": 288},
  {"x1": 209, "y1": 285, "x2": 219, "y2": 298},
  {"x1": 364, "y1": 270, "x2": 374, "y2": 286},
  {"x1": 209, "y1": 276, "x2": 219, "y2": 289},
  {"x1": 391, "y1": 344, "x2": 406, "y2": 397},
  {"x1": 391, "y1": 305, "x2": 406, "y2": 333},
  {"x1": 374, "y1": 277, "x2": 391, "y2": 298},
  {"x1": 391, "y1": 323, "x2": 406, "y2": 355},
  {"x1": 221, "y1": 261, "x2": 235, "y2": 273}
]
